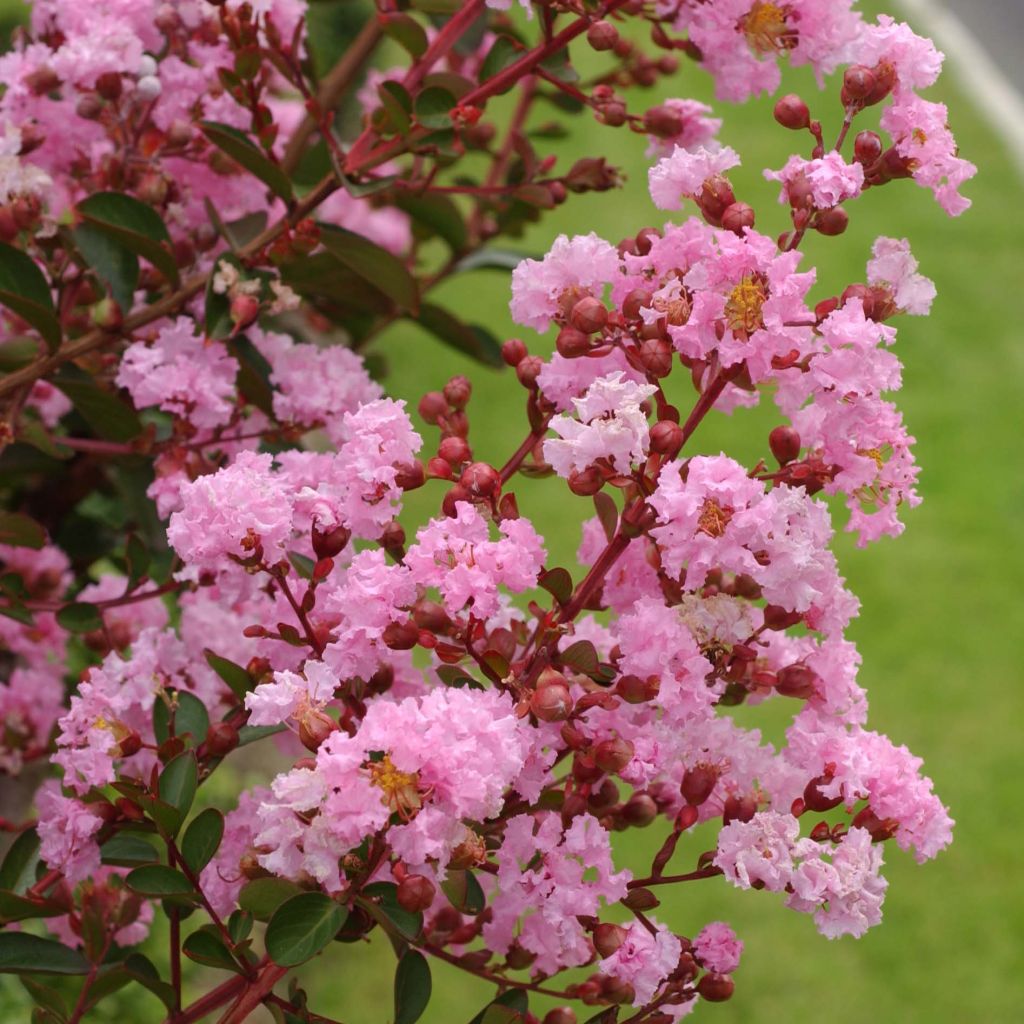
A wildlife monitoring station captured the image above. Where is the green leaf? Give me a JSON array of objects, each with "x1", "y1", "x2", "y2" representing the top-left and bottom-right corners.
[
  {"x1": 124, "y1": 534, "x2": 150, "y2": 589},
  {"x1": 237, "y1": 723, "x2": 286, "y2": 747},
  {"x1": 77, "y1": 192, "x2": 178, "y2": 286},
  {"x1": 172, "y1": 692, "x2": 210, "y2": 745},
  {"x1": 0, "y1": 891, "x2": 64, "y2": 924},
  {"x1": 19, "y1": 977, "x2": 69, "y2": 1020},
  {"x1": 99, "y1": 833, "x2": 159, "y2": 868},
  {"x1": 381, "y1": 14, "x2": 429, "y2": 57},
  {"x1": 394, "y1": 950, "x2": 431, "y2": 1024},
  {"x1": 455, "y1": 248, "x2": 532, "y2": 273},
  {"x1": 228, "y1": 334, "x2": 275, "y2": 417},
  {"x1": 204, "y1": 649, "x2": 253, "y2": 701},
  {"x1": 288, "y1": 552, "x2": 315, "y2": 580},
  {"x1": 200, "y1": 121, "x2": 294, "y2": 202},
  {"x1": 183, "y1": 929, "x2": 243, "y2": 973},
  {"x1": 0, "y1": 512, "x2": 46, "y2": 550},
  {"x1": 560, "y1": 639, "x2": 600, "y2": 678},
  {"x1": 414, "y1": 86, "x2": 455, "y2": 130},
  {"x1": 416, "y1": 303, "x2": 503, "y2": 367},
  {"x1": 440, "y1": 870, "x2": 485, "y2": 915},
  {"x1": 118, "y1": 953, "x2": 176, "y2": 1011},
  {"x1": 393, "y1": 193, "x2": 467, "y2": 252},
  {"x1": 480, "y1": 36, "x2": 523, "y2": 87},
  {"x1": 359, "y1": 882, "x2": 422, "y2": 942},
  {"x1": 51, "y1": 366, "x2": 142, "y2": 442},
  {"x1": 158, "y1": 751, "x2": 198, "y2": 824},
  {"x1": 319, "y1": 225, "x2": 418, "y2": 312},
  {"x1": 181, "y1": 808, "x2": 224, "y2": 875},
  {"x1": 238, "y1": 877, "x2": 302, "y2": 922},
  {"x1": 228, "y1": 910, "x2": 253, "y2": 944},
  {"x1": 377, "y1": 81, "x2": 412, "y2": 135},
  {"x1": 125, "y1": 865, "x2": 194, "y2": 897},
  {"x1": 582, "y1": 1010, "x2": 619, "y2": 1024},
  {"x1": 0, "y1": 243, "x2": 60, "y2": 351},
  {"x1": 434, "y1": 665, "x2": 482, "y2": 689},
  {"x1": 265, "y1": 892, "x2": 347, "y2": 967},
  {"x1": 0, "y1": 336, "x2": 41, "y2": 370},
  {"x1": 0, "y1": 933, "x2": 90, "y2": 975},
  {"x1": 73, "y1": 222, "x2": 139, "y2": 311},
  {"x1": 0, "y1": 828, "x2": 41, "y2": 893},
  {"x1": 593, "y1": 492, "x2": 618, "y2": 542},
  {"x1": 55, "y1": 602, "x2": 103, "y2": 633}
]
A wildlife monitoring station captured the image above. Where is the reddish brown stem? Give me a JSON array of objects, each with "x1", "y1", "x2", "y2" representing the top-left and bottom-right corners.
[
  {"x1": 628, "y1": 866, "x2": 723, "y2": 888},
  {"x1": 167, "y1": 972, "x2": 251, "y2": 1024},
  {"x1": 218, "y1": 963, "x2": 289, "y2": 1024}
]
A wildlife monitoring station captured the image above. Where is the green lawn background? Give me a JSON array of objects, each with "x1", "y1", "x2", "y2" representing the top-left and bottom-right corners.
[{"x1": 0, "y1": 0, "x2": 1021, "y2": 1021}]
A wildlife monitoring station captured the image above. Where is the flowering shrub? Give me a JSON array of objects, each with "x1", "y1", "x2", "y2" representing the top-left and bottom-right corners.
[{"x1": 0, "y1": 1, "x2": 973, "y2": 1022}]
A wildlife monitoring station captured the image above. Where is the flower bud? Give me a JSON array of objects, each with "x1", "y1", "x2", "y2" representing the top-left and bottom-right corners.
[
  {"x1": 544, "y1": 1008, "x2": 578, "y2": 1024},
  {"x1": 444, "y1": 375, "x2": 471, "y2": 410},
  {"x1": 531, "y1": 681, "x2": 572, "y2": 722},
  {"x1": 90, "y1": 297, "x2": 123, "y2": 330},
  {"x1": 397, "y1": 874, "x2": 436, "y2": 913},
  {"x1": 638, "y1": 337, "x2": 673, "y2": 378},
  {"x1": 815, "y1": 206, "x2": 848, "y2": 236},
  {"x1": 395, "y1": 461, "x2": 426, "y2": 491},
  {"x1": 501, "y1": 338, "x2": 527, "y2": 366},
  {"x1": 621, "y1": 793, "x2": 658, "y2": 827},
  {"x1": 96, "y1": 71, "x2": 123, "y2": 101},
  {"x1": 594, "y1": 737, "x2": 634, "y2": 774},
  {"x1": 382, "y1": 621, "x2": 419, "y2": 651},
  {"x1": 622, "y1": 288, "x2": 654, "y2": 321},
  {"x1": 568, "y1": 467, "x2": 603, "y2": 496},
  {"x1": 721, "y1": 202, "x2": 755, "y2": 235},
  {"x1": 592, "y1": 922, "x2": 627, "y2": 958},
  {"x1": 621, "y1": 887, "x2": 659, "y2": 911},
  {"x1": 426, "y1": 457, "x2": 453, "y2": 480},
  {"x1": 230, "y1": 293, "x2": 260, "y2": 331},
  {"x1": 117, "y1": 729, "x2": 143, "y2": 758},
  {"x1": 556, "y1": 325, "x2": 592, "y2": 358},
  {"x1": 803, "y1": 774, "x2": 843, "y2": 812},
  {"x1": 298, "y1": 708, "x2": 337, "y2": 751},
  {"x1": 76, "y1": 94, "x2": 104, "y2": 120},
  {"x1": 763, "y1": 604, "x2": 802, "y2": 630},
  {"x1": 586, "y1": 20, "x2": 618, "y2": 51},
  {"x1": 776, "y1": 664, "x2": 819, "y2": 699},
  {"x1": 722, "y1": 793, "x2": 757, "y2": 825},
  {"x1": 312, "y1": 524, "x2": 350, "y2": 559},
  {"x1": 643, "y1": 105, "x2": 684, "y2": 139},
  {"x1": 442, "y1": 484, "x2": 470, "y2": 518},
  {"x1": 136, "y1": 76, "x2": 162, "y2": 102},
  {"x1": 418, "y1": 391, "x2": 448, "y2": 424},
  {"x1": 854, "y1": 130, "x2": 883, "y2": 165},
  {"x1": 438, "y1": 436, "x2": 471, "y2": 466},
  {"x1": 570, "y1": 296, "x2": 608, "y2": 334},
  {"x1": 842, "y1": 64, "x2": 876, "y2": 103},
  {"x1": 516, "y1": 355, "x2": 543, "y2": 388},
  {"x1": 768, "y1": 425, "x2": 801, "y2": 465},
  {"x1": 773, "y1": 94, "x2": 810, "y2": 130},
  {"x1": 615, "y1": 673, "x2": 659, "y2": 703},
  {"x1": 650, "y1": 420, "x2": 683, "y2": 457},
  {"x1": 697, "y1": 973, "x2": 735, "y2": 1002},
  {"x1": 205, "y1": 721, "x2": 239, "y2": 757},
  {"x1": 460, "y1": 461, "x2": 500, "y2": 499},
  {"x1": 681, "y1": 763, "x2": 719, "y2": 806}
]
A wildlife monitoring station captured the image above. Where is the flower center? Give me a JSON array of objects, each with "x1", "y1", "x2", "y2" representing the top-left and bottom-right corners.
[
  {"x1": 653, "y1": 282, "x2": 692, "y2": 326},
  {"x1": 368, "y1": 754, "x2": 423, "y2": 818},
  {"x1": 741, "y1": 2, "x2": 797, "y2": 55},
  {"x1": 697, "y1": 497, "x2": 734, "y2": 538},
  {"x1": 724, "y1": 274, "x2": 768, "y2": 337}
]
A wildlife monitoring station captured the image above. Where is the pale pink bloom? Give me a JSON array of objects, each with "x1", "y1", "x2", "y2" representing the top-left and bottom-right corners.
[
  {"x1": 36, "y1": 782, "x2": 103, "y2": 885},
  {"x1": 881, "y1": 93, "x2": 975, "y2": 216},
  {"x1": 510, "y1": 233, "x2": 620, "y2": 331},
  {"x1": 201, "y1": 787, "x2": 270, "y2": 918},
  {"x1": 25, "y1": 380, "x2": 71, "y2": 427},
  {"x1": 484, "y1": 813, "x2": 630, "y2": 976},
  {"x1": 577, "y1": 518, "x2": 662, "y2": 614},
  {"x1": 599, "y1": 919, "x2": 683, "y2": 1005},
  {"x1": 648, "y1": 145, "x2": 739, "y2": 211},
  {"x1": 245, "y1": 661, "x2": 338, "y2": 727},
  {"x1": 646, "y1": 98, "x2": 721, "y2": 158},
  {"x1": 715, "y1": 810, "x2": 800, "y2": 891},
  {"x1": 405, "y1": 503, "x2": 545, "y2": 619},
  {"x1": 117, "y1": 318, "x2": 239, "y2": 429},
  {"x1": 544, "y1": 372, "x2": 656, "y2": 478},
  {"x1": 537, "y1": 348, "x2": 649, "y2": 413},
  {"x1": 319, "y1": 189, "x2": 412, "y2": 255},
  {"x1": 0, "y1": 666, "x2": 65, "y2": 774},
  {"x1": 854, "y1": 15, "x2": 944, "y2": 91},
  {"x1": 764, "y1": 152, "x2": 864, "y2": 208},
  {"x1": 867, "y1": 237, "x2": 935, "y2": 315},
  {"x1": 692, "y1": 921, "x2": 743, "y2": 974}
]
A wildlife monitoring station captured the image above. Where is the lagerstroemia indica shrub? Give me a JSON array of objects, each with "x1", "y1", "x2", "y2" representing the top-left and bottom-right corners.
[{"x1": 0, "y1": 0, "x2": 973, "y2": 1021}]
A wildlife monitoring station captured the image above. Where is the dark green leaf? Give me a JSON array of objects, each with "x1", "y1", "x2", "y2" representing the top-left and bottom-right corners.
[
  {"x1": 539, "y1": 567, "x2": 573, "y2": 606},
  {"x1": 51, "y1": 366, "x2": 142, "y2": 442},
  {"x1": 288, "y1": 552, "x2": 315, "y2": 580},
  {"x1": 204, "y1": 649, "x2": 252, "y2": 701},
  {"x1": 0, "y1": 336, "x2": 41, "y2": 370},
  {"x1": 394, "y1": 950, "x2": 431, "y2": 1024},
  {"x1": 237, "y1": 723, "x2": 286, "y2": 747},
  {"x1": 158, "y1": 751, "x2": 198, "y2": 823},
  {"x1": 409, "y1": 0, "x2": 460, "y2": 11},
  {"x1": 72, "y1": 222, "x2": 139, "y2": 311},
  {"x1": 99, "y1": 833, "x2": 159, "y2": 868},
  {"x1": 539, "y1": 49, "x2": 579, "y2": 84},
  {"x1": 183, "y1": 929, "x2": 243, "y2": 973},
  {"x1": 0, "y1": 512, "x2": 46, "y2": 550},
  {"x1": 0, "y1": 243, "x2": 60, "y2": 351},
  {"x1": 582, "y1": 1010, "x2": 619, "y2": 1024},
  {"x1": 0, "y1": 891, "x2": 64, "y2": 924},
  {"x1": 124, "y1": 534, "x2": 150, "y2": 589},
  {"x1": 238, "y1": 878, "x2": 302, "y2": 921},
  {"x1": 434, "y1": 665, "x2": 482, "y2": 689},
  {"x1": 393, "y1": 193, "x2": 467, "y2": 252},
  {"x1": 382, "y1": 13, "x2": 428, "y2": 56},
  {"x1": 228, "y1": 910, "x2": 253, "y2": 944},
  {"x1": 0, "y1": 933, "x2": 90, "y2": 975},
  {"x1": 376, "y1": 81, "x2": 412, "y2": 134},
  {"x1": 359, "y1": 882, "x2": 422, "y2": 942},
  {"x1": 19, "y1": 977, "x2": 68, "y2": 1020},
  {"x1": 228, "y1": 334, "x2": 275, "y2": 417},
  {"x1": 265, "y1": 892, "x2": 347, "y2": 967},
  {"x1": 414, "y1": 86, "x2": 455, "y2": 130},
  {"x1": 416, "y1": 303, "x2": 503, "y2": 367},
  {"x1": 200, "y1": 122, "x2": 294, "y2": 201},
  {"x1": 0, "y1": 828, "x2": 40, "y2": 893},
  {"x1": 181, "y1": 808, "x2": 224, "y2": 875},
  {"x1": 172, "y1": 692, "x2": 210, "y2": 745},
  {"x1": 118, "y1": 953, "x2": 176, "y2": 1011},
  {"x1": 455, "y1": 248, "x2": 532, "y2": 273},
  {"x1": 319, "y1": 225, "x2": 418, "y2": 312},
  {"x1": 55, "y1": 602, "x2": 103, "y2": 633},
  {"x1": 440, "y1": 870, "x2": 485, "y2": 915},
  {"x1": 125, "y1": 865, "x2": 194, "y2": 897},
  {"x1": 77, "y1": 192, "x2": 178, "y2": 285},
  {"x1": 480, "y1": 36, "x2": 523, "y2": 87}
]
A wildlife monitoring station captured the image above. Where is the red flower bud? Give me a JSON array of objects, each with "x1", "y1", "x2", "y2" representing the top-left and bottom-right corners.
[
  {"x1": 397, "y1": 874, "x2": 436, "y2": 913},
  {"x1": 676, "y1": 804, "x2": 700, "y2": 830},
  {"x1": 544, "y1": 1008, "x2": 578, "y2": 1024},
  {"x1": 460, "y1": 462, "x2": 500, "y2": 498},
  {"x1": 622, "y1": 288, "x2": 654, "y2": 321},
  {"x1": 723, "y1": 793, "x2": 757, "y2": 825},
  {"x1": 763, "y1": 604, "x2": 802, "y2": 630},
  {"x1": 531, "y1": 681, "x2": 572, "y2": 722},
  {"x1": 382, "y1": 621, "x2": 419, "y2": 651},
  {"x1": 643, "y1": 105, "x2": 684, "y2": 139},
  {"x1": 438, "y1": 436, "x2": 471, "y2": 467},
  {"x1": 842, "y1": 64, "x2": 877, "y2": 104},
  {"x1": 586, "y1": 20, "x2": 618, "y2": 51},
  {"x1": 593, "y1": 922, "x2": 627, "y2": 957},
  {"x1": 95, "y1": 71, "x2": 123, "y2": 101},
  {"x1": 501, "y1": 338, "x2": 528, "y2": 366},
  {"x1": 854, "y1": 130, "x2": 883, "y2": 165},
  {"x1": 556, "y1": 325, "x2": 592, "y2": 358},
  {"x1": 768, "y1": 425, "x2": 801, "y2": 465},
  {"x1": 298, "y1": 708, "x2": 337, "y2": 752},
  {"x1": 615, "y1": 673, "x2": 659, "y2": 703},
  {"x1": 418, "y1": 391, "x2": 448, "y2": 425},
  {"x1": 312, "y1": 524, "x2": 350, "y2": 559},
  {"x1": 650, "y1": 420, "x2": 684, "y2": 457},
  {"x1": 681, "y1": 763, "x2": 719, "y2": 806},
  {"x1": 697, "y1": 973, "x2": 735, "y2": 1002},
  {"x1": 773, "y1": 94, "x2": 810, "y2": 130},
  {"x1": 516, "y1": 355, "x2": 543, "y2": 388},
  {"x1": 426, "y1": 457, "x2": 453, "y2": 480},
  {"x1": 803, "y1": 774, "x2": 843, "y2": 812},
  {"x1": 229, "y1": 293, "x2": 260, "y2": 331},
  {"x1": 442, "y1": 484, "x2": 470, "y2": 518},
  {"x1": 568, "y1": 467, "x2": 604, "y2": 496},
  {"x1": 570, "y1": 296, "x2": 608, "y2": 334},
  {"x1": 594, "y1": 737, "x2": 634, "y2": 774},
  {"x1": 205, "y1": 721, "x2": 239, "y2": 757},
  {"x1": 638, "y1": 337, "x2": 674, "y2": 378},
  {"x1": 776, "y1": 664, "x2": 819, "y2": 699},
  {"x1": 815, "y1": 206, "x2": 849, "y2": 236},
  {"x1": 443, "y1": 375, "x2": 472, "y2": 410},
  {"x1": 621, "y1": 793, "x2": 658, "y2": 827},
  {"x1": 722, "y1": 200, "x2": 757, "y2": 236}
]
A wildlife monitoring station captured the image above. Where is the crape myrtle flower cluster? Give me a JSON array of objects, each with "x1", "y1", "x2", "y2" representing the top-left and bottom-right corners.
[{"x1": 0, "y1": 0, "x2": 970, "y2": 1022}]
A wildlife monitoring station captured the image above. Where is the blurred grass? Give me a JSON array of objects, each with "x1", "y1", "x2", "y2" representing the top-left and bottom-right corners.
[{"x1": 1, "y1": 0, "x2": 1022, "y2": 1021}]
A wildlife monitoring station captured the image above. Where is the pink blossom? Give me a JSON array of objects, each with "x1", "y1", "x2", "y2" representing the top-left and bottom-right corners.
[
  {"x1": 646, "y1": 99, "x2": 721, "y2": 158},
  {"x1": 692, "y1": 921, "x2": 743, "y2": 974},
  {"x1": 0, "y1": 666, "x2": 65, "y2": 773},
  {"x1": 245, "y1": 660, "x2": 339, "y2": 727},
  {"x1": 537, "y1": 348, "x2": 649, "y2": 413},
  {"x1": 544, "y1": 372, "x2": 656, "y2": 478},
  {"x1": 648, "y1": 145, "x2": 739, "y2": 210},
  {"x1": 510, "y1": 233, "x2": 620, "y2": 331},
  {"x1": 599, "y1": 919, "x2": 682, "y2": 1005},
  {"x1": 25, "y1": 380, "x2": 71, "y2": 427},
  {"x1": 866, "y1": 237, "x2": 935, "y2": 315},
  {"x1": 854, "y1": 15, "x2": 944, "y2": 92},
  {"x1": 78, "y1": 573, "x2": 169, "y2": 648},
  {"x1": 36, "y1": 782, "x2": 103, "y2": 885},
  {"x1": 117, "y1": 318, "x2": 239, "y2": 429},
  {"x1": 201, "y1": 788, "x2": 270, "y2": 918},
  {"x1": 765, "y1": 152, "x2": 864, "y2": 208},
  {"x1": 715, "y1": 810, "x2": 800, "y2": 891}
]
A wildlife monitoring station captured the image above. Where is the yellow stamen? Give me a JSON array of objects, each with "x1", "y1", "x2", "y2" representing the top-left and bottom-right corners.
[
  {"x1": 697, "y1": 497, "x2": 734, "y2": 538},
  {"x1": 368, "y1": 754, "x2": 423, "y2": 819},
  {"x1": 724, "y1": 274, "x2": 768, "y2": 337},
  {"x1": 740, "y1": 2, "x2": 797, "y2": 55}
]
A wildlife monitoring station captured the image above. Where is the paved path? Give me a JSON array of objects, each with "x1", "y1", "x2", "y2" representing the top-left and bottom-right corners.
[{"x1": 954, "y1": 0, "x2": 1024, "y2": 94}]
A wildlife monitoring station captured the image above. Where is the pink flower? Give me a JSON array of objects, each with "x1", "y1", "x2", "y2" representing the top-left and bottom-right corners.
[
  {"x1": 36, "y1": 782, "x2": 103, "y2": 885},
  {"x1": 599, "y1": 919, "x2": 683, "y2": 1005},
  {"x1": 245, "y1": 660, "x2": 339, "y2": 727},
  {"x1": 764, "y1": 152, "x2": 864, "y2": 208},
  {"x1": 116, "y1": 318, "x2": 239, "y2": 429},
  {"x1": 544, "y1": 372, "x2": 656, "y2": 478},
  {"x1": 866, "y1": 237, "x2": 935, "y2": 315},
  {"x1": 78, "y1": 573, "x2": 169, "y2": 648},
  {"x1": 26, "y1": 380, "x2": 71, "y2": 427},
  {"x1": 646, "y1": 98, "x2": 721, "y2": 158},
  {"x1": 715, "y1": 810, "x2": 800, "y2": 891},
  {"x1": 405, "y1": 503, "x2": 545, "y2": 619},
  {"x1": 854, "y1": 15, "x2": 944, "y2": 92},
  {"x1": 537, "y1": 348, "x2": 649, "y2": 413},
  {"x1": 201, "y1": 787, "x2": 270, "y2": 917},
  {"x1": 0, "y1": 666, "x2": 65, "y2": 773},
  {"x1": 648, "y1": 145, "x2": 739, "y2": 210},
  {"x1": 510, "y1": 233, "x2": 621, "y2": 331},
  {"x1": 692, "y1": 921, "x2": 743, "y2": 974}
]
